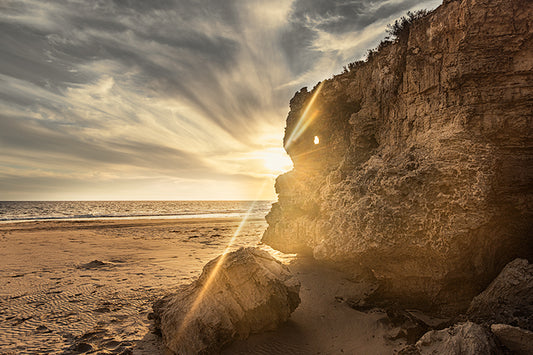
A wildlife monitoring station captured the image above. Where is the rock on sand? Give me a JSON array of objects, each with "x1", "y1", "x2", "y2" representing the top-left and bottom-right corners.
[
  {"x1": 467, "y1": 258, "x2": 533, "y2": 330},
  {"x1": 399, "y1": 322, "x2": 501, "y2": 355},
  {"x1": 153, "y1": 247, "x2": 300, "y2": 354}
]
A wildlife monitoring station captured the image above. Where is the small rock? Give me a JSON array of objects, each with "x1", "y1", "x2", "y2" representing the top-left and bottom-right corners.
[
  {"x1": 78, "y1": 260, "x2": 109, "y2": 269},
  {"x1": 490, "y1": 323, "x2": 533, "y2": 355},
  {"x1": 467, "y1": 258, "x2": 533, "y2": 330},
  {"x1": 399, "y1": 322, "x2": 501, "y2": 355},
  {"x1": 153, "y1": 247, "x2": 300, "y2": 354},
  {"x1": 382, "y1": 308, "x2": 429, "y2": 344},
  {"x1": 35, "y1": 325, "x2": 51, "y2": 333},
  {"x1": 346, "y1": 297, "x2": 376, "y2": 312},
  {"x1": 93, "y1": 306, "x2": 111, "y2": 313}
]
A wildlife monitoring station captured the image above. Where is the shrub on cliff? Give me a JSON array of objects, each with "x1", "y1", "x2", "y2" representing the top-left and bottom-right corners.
[
  {"x1": 343, "y1": 9, "x2": 429, "y2": 73},
  {"x1": 386, "y1": 10, "x2": 428, "y2": 40}
]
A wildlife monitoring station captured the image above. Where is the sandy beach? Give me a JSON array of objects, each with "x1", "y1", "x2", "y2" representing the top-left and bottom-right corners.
[
  {"x1": 0, "y1": 217, "x2": 268, "y2": 354},
  {"x1": 1, "y1": 218, "x2": 415, "y2": 354}
]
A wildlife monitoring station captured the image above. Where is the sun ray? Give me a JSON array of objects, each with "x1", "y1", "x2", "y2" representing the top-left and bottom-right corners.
[
  {"x1": 173, "y1": 182, "x2": 267, "y2": 341},
  {"x1": 284, "y1": 82, "x2": 324, "y2": 149}
]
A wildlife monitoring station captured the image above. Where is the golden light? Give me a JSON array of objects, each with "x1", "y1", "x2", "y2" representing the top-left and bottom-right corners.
[
  {"x1": 285, "y1": 81, "x2": 324, "y2": 149},
  {"x1": 174, "y1": 185, "x2": 267, "y2": 343},
  {"x1": 314, "y1": 136, "x2": 319, "y2": 144},
  {"x1": 262, "y1": 149, "x2": 293, "y2": 174}
]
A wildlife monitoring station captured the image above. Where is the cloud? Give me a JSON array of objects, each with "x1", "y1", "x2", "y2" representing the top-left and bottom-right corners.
[
  {"x1": 279, "y1": 0, "x2": 441, "y2": 82},
  {"x1": 0, "y1": 0, "x2": 441, "y2": 200}
]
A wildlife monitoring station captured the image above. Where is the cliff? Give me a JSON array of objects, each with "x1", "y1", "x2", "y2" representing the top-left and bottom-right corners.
[{"x1": 263, "y1": 0, "x2": 533, "y2": 312}]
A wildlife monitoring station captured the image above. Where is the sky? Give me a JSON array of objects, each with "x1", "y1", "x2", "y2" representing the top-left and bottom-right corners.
[{"x1": 0, "y1": 0, "x2": 440, "y2": 201}]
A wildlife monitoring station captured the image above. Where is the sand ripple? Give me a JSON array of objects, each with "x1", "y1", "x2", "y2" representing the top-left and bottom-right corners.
[{"x1": 0, "y1": 218, "x2": 267, "y2": 354}]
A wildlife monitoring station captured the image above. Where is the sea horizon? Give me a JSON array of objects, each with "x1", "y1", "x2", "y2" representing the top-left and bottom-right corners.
[{"x1": 0, "y1": 200, "x2": 274, "y2": 223}]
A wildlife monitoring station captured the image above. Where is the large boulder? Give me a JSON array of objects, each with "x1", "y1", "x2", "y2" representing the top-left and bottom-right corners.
[
  {"x1": 490, "y1": 324, "x2": 533, "y2": 355},
  {"x1": 263, "y1": 0, "x2": 533, "y2": 311},
  {"x1": 152, "y1": 247, "x2": 300, "y2": 354},
  {"x1": 399, "y1": 322, "x2": 501, "y2": 355},
  {"x1": 467, "y1": 258, "x2": 533, "y2": 330}
]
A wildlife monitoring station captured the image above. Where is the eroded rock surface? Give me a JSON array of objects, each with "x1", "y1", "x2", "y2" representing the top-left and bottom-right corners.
[
  {"x1": 399, "y1": 322, "x2": 501, "y2": 355},
  {"x1": 263, "y1": 0, "x2": 533, "y2": 311},
  {"x1": 490, "y1": 324, "x2": 533, "y2": 355},
  {"x1": 467, "y1": 258, "x2": 533, "y2": 330},
  {"x1": 152, "y1": 247, "x2": 300, "y2": 354}
]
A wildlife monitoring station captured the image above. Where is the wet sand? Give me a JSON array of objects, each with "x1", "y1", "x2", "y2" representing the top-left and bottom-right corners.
[{"x1": 1, "y1": 218, "x2": 410, "y2": 354}]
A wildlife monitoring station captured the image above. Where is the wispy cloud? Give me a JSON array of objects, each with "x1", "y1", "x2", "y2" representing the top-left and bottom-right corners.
[{"x1": 0, "y1": 0, "x2": 440, "y2": 200}]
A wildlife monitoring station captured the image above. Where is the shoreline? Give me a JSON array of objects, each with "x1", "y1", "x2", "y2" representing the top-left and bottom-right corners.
[
  {"x1": 0, "y1": 216, "x2": 264, "y2": 228},
  {"x1": 0, "y1": 215, "x2": 266, "y2": 225}
]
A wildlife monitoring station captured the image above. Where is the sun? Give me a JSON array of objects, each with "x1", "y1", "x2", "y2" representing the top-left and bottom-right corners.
[{"x1": 262, "y1": 148, "x2": 293, "y2": 174}]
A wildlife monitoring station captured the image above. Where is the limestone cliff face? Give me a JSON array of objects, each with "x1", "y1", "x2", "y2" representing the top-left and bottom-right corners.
[{"x1": 263, "y1": 0, "x2": 533, "y2": 311}]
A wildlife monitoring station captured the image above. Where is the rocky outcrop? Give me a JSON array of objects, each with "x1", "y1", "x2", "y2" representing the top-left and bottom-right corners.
[
  {"x1": 399, "y1": 322, "x2": 501, "y2": 355},
  {"x1": 152, "y1": 247, "x2": 300, "y2": 354},
  {"x1": 490, "y1": 324, "x2": 533, "y2": 355},
  {"x1": 263, "y1": 0, "x2": 533, "y2": 311},
  {"x1": 467, "y1": 258, "x2": 532, "y2": 330}
]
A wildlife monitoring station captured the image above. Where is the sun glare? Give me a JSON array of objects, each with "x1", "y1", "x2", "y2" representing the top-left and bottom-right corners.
[
  {"x1": 285, "y1": 82, "x2": 324, "y2": 149},
  {"x1": 262, "y1": 149, "x2": 293, "y2": 174}
]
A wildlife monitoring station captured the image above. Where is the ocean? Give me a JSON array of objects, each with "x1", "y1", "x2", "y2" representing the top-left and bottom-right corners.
[{"x1": 0, "y1": 200, "x2": 273, "y2": 223}]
